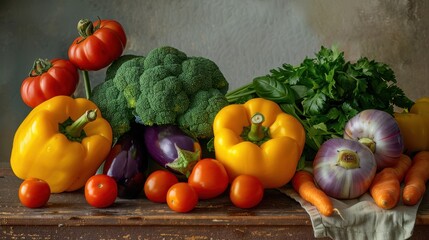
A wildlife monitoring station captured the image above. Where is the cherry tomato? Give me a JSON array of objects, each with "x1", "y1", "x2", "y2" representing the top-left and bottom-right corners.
[
  {"x1": 68, "y1": 19, "x2": 127, "y2": 71},
  {"x1": 18, "y1": 178, "x2": 51, "y2": 208},
  {"x1": 85, "y1": 174, "x2": 118, "y2": 208},
  {"x1": 144, "y1": 170, "x2": 179, "y2": 203},
  {"x1": 188, "y1": 158, "x2": 229, "y2": 199},
  {"x1": 21, "y1": 58, "x2": 79, "y2": 108},
  {"x1": 230, "y1": 175, "x2": 264, "y2": 209},
  {"x1": 166, "y1": 183, "x2": 198, "y2": 213}
]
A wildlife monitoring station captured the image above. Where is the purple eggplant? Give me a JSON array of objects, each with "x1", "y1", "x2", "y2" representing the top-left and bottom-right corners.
[
  {"x1": 144, "y1": 125, "x2": 201, "y2": 176},
  {"x1": 103, "y1": 128, "x2": 147, "y2": 199}
]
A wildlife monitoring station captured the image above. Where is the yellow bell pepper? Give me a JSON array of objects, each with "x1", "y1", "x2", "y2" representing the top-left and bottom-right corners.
[
  {"x1": 213, "y1": 98, "x2": 305, "y2": 188},
  {"x1": 10, "y1": 95, "x2": 113, "y2": 193},
  {"x1": 394, "y1": 97, "x2": 429, "y2": 153}
]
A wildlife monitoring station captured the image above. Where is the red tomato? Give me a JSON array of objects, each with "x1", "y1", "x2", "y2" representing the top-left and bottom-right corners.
[
  {"x1": 230, "y1": 175, "x2": 264, "y2": 209},
  {"x1": 20, "y1": 58, "x2": 79, "y2": 108},
  {"x1": 188, "y1": 158, "x2": 229, "y2": 199},
  {"x1": 144, "y1": 170, "x2": 179, "y2": 203},
  {"x1": 85, "y1": 174, "x2": 118, "y2": 208},
  {"x1": 68, "y1": 19, "x2": 127, "y2": 71},
  {"x1": 18, "y1": 178, "x2": 51, "y2": 208},
  {"x1": 166, "y1": 183, "x2": 198, "y2": 213}
]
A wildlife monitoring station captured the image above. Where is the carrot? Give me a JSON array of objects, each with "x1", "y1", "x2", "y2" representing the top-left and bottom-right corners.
[
  {"x1": 292, "y1": 170, "x2": 336, "y2": 217},
  {"x1": 390, "y1": 154, "x2": 412, "y2": 182},
  {"x1": 403, "y1": 151, "x2": 429, "y2": 206},
  {"x1": 370, "y1": 168, "x2": 401, "y2": 209},
  {"x1": 370, "y1": 154, "x2": 412, "y2": 209}
]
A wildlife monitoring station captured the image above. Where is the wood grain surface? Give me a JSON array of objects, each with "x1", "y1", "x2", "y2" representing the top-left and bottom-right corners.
[{"x1": 1, "y1": 166, "x2": 429, "y2": 240}]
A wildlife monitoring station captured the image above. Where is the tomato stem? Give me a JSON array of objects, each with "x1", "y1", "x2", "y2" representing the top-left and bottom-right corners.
[
  {"x1": 77, "y1": 19, "x2": 94, "y2": 38},
  {"x1": 82, "y1": 70, "x2": 91, "y2": 99},
  {"x1": 29, "y1": 59, "x2": 52, "y2": 77},
  {"x1": 76, "y1": 17, "x2": 101, "y2": 40}
]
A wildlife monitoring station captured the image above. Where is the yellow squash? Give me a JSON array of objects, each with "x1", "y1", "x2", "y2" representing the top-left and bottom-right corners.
[
  {"x1": 394, "y1": 97, "x2": 429, "y2": 154},
  {"x1": 10, "y1": 96, "x2": 113, "y2": 193},
  {"x1": 213, "y1": 98, "x2": 305, "y2": 188}
]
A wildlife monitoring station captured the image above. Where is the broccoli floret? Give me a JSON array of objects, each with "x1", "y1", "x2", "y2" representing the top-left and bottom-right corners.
[
  {"x1": 178, "y1": 89, "x2": 229, "y2": 139},
  {"x1": 179, "y1": 57, "x2": 229, "y2": 95},
  {"x1": 112, "y1": 56, "x2": 145, "y2": 108},
  {"x1": 105, "y1": 55, "x2": 139, "y2": 81},
  {"x1": 135, "y1": 66, "x2": 190, "y2": 125},
  {"x1": 90, "y1": 79, "x2": 134, "y2": 141},
  {"x1": 143, "y1": 46, "x2": 187, "y2": 69}
]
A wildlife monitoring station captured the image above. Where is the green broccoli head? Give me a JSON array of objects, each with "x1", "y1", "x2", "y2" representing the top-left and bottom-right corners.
[
  {"x1": 112, "y1": 56, "x2": 145, "y2": 108},
  {"x1": 101, "y1": 46, "x2": 229, "y2": 139},
  {"x1": 132, "y1": 46, "x2": 229, "y2": 138},
  {"x1": 178, "y1": 89, "x2": 229, "y2": 139},
  {"x1": 90, "y1": 79, "x2": 134, "y2": 141}
]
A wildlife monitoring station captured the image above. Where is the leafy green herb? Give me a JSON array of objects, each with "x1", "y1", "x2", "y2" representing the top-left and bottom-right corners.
[{"x1": 226, "y1": 46, "x2": 414, "y2": 161}]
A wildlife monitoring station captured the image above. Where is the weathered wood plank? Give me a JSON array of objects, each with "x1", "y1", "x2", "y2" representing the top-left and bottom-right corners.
[{"x1": 1, "y1": 166, "x2": 429, "y2": 239}]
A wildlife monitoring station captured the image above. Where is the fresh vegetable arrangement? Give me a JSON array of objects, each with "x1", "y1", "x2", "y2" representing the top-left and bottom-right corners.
[{"x1": 9, "y1": 16, "x2": 429, "y2": 230}]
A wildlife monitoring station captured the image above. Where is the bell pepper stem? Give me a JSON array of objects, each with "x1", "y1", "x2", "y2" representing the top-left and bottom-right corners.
[
  {"x1": 66, "y1": 109, "x2": 97, "y2": 138},
  {"x1": 82, "y1": 70, "x2": 91, "y2": 99},
  {"x1": 248, "y1": 113, "x2": 265, "y2": 142}
]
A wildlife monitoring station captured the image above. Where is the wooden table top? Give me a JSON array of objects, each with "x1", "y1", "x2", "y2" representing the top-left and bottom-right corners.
[{"x1": 1, "y1": 165, "x2": 429, "y2": 239}]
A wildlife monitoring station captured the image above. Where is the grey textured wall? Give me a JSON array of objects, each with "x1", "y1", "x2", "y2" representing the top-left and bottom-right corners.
[{"x1": 1, "y1": 0, "x2": 428, "y2": 163}]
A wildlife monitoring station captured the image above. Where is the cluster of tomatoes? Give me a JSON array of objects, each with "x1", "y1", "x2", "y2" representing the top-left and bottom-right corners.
[
  {"x1": 18, "y1": 158, "x2": 265, "y2": 212},
  {"x1": 145, "y1": 158, "x2": 264, "y2": 212}
]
